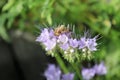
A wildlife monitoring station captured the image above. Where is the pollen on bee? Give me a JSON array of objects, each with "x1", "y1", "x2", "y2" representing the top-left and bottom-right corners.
[{"x1": 54, "y1": 25, "x2": 69, "y2": 36}]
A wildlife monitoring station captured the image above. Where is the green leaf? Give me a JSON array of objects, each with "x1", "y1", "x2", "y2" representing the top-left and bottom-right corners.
[
  {"x1": 0, "y1": 14, "x2": 10, "y2": 42},
  {"x1": 47, "y1": 13, "x2": 52, "y2": 25},
  {"x1": 0, "y1": 27, "x2": 10, "y2": 42},
  {"x1": 2, "y1": 0, "x2": 15, "y2": 11},
  {"x1": 7, "y1": 17, "x2": 14, "y2": 29}
]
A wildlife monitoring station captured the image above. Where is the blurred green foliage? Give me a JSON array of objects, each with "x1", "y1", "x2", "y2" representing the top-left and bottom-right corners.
[{"x1": 0, "y1": 0, "x2": 120, "y2": 79}]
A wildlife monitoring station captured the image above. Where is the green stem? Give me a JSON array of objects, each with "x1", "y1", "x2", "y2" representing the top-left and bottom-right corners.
[
  {"x1": 55, "y1": 53, "x2": 68, "y2": 73},
  {"x1": 71, "y1": 63, "x2": 82, "y2": 80}
]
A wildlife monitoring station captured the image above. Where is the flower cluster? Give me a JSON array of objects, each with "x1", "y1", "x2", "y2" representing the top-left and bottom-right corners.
[
  {"x1": 81, "y1": 62, "x2": 107, "y2": 80},
  {"x1": 36, "y1": 25, "x2": 98, "y2": 62},
  {"x1": 44, "y1": 64, "x2": 74, "y2": 80}
]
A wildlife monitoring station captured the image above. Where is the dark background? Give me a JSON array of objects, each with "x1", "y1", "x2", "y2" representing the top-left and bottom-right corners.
[{"x1": 0, "y1": 30, "x2": 55, "y2": 80}]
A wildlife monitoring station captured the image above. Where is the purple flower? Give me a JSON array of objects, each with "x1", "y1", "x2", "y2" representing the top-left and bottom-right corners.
[
  {"x1": 60, "y1": 43, "x2": 69, "y2": 50},
  {"x1": 44, "y1": 64, "x2": 61, "y2": 80},
  {"x1": 36, "y1": 28, "x2": 56, "y2": 42},
  {"x1": 36, "y1": 28, "x2": 50, "y2": 42},
  {"x1": 79, "y1": 36, "x2": 97, "y2": 52},
  {"x1": 94, "y1": 62, "x2": 107, "y2": 75},
  {"x1": 36, "y1": 28, "x2": 57, "y2": 51},
  {"x1": 69, "y1": 38, "x2": 79, "y2": 48},
  {"x1": 81, "y1": 68, "x2": 95, "y2": 80},
  {"x1": 58, "y1": 34, "x2": 69, "y2": 44},
  {"x1": 65, "y1": 32, "x2": 72, "y2": 37},
  {"x1": 87, "y1": 38, "x2": 97, "y2": 51},
  {"x1": 49, "y1": 29, "x2": 56, "y2": 39},
  {"x1": 62, "y1": 73, "x2": 74, "y2": 80},
  {"x1": 79, "y1": 37, "x2": 86, "y2": 49},
  {"x1": 44, "y1": 38, "x2": 56, "y2": 51}
]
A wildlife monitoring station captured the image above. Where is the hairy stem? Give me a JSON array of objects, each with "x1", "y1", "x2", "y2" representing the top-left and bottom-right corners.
[
  {"x1": 71, "y1": 63, "x2": 82, "y2": 80},
  {"x1": 55, "y1": 53, "x2": 68, "y2": 73}
]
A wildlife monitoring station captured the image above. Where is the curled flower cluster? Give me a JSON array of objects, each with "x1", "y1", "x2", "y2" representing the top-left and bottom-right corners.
[
  {"x1": 44, "y1": 64, "x2": 74, "y2": 80},
  {"x1": 36, "y1": 25, "x2": 98, "y2": 62},
  {"x1": 81, "y1": 62, "x2": 107, "y2": 80}
]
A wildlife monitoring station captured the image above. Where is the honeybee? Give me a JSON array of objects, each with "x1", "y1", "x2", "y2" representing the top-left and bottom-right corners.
[{"x1": 54, "y1": 25, "x2": 69, "y2": 36}]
